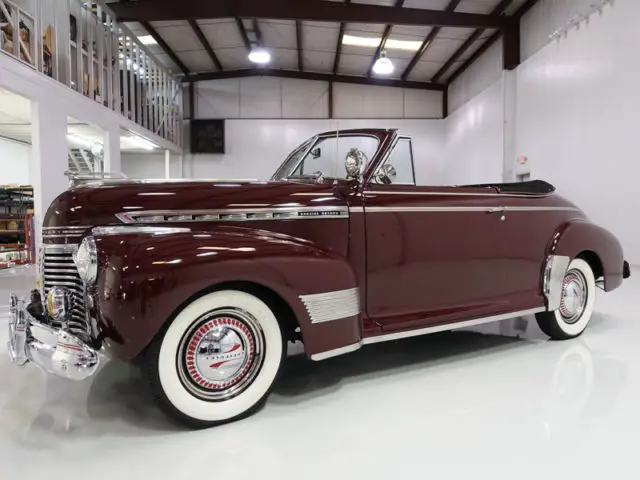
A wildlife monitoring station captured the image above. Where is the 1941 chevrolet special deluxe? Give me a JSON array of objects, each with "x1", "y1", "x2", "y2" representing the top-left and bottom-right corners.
[{"x1": 8, "y1": 128, "x2": 631, "y2": 428}]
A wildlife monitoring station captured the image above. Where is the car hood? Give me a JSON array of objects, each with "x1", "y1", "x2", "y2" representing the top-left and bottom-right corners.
[{"x1": 43, "y1": 179, "x2": 350, "y2": 227}]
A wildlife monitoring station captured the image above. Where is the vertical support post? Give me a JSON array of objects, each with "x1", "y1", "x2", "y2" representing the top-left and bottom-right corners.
[
  {"x1": 97, "y1": 5, "x2": 104, "y2": 106},
  {"x1": 122, "y1": 36, "x2": 129, "y2": 119},
  {"x1": 89, "y1": 8, "x2": 95, "y2": 100},
  {"x1": 106, "y1": 15, "x2": 113, "y2": 110},
  {"x1": 502, "y1": 70, "x2": 518, "y2": 182},
  {"x1": 103, "y1": 127, "x2": 121, "y2": 175},
  {"x1": 502, "y1": 19, "x2": 521, "y2": 71},
  {"x1": 142, "y1": 52, "x2": 149, "y2": 129},
  {"x1": 164, "y1": 149, "x2": 171, "y2": 179},
  {"x1": 328, "y1": 81, "x2": 333, "y2": 119},
  {"x1": 30, "y1": 100, "x2": 68, "y2": 253},
  {"x1": 442, "y1": 87, "x2": 448, "y2": 119},
  {"x1": 135, "y1": 43, "x2": 142, "y2": 125},
  {"x1": 188, "y1": 82, "x2": 195, "y2": 119},
  {"x1": 178, "y1": 154, "x2": 183, "y2": 179},
  {"x1": 128, "y1": 38, "x2": 136, "y2": 123}
]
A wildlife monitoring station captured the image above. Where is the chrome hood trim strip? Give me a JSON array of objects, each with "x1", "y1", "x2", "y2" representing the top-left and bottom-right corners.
[{"x1": 116, "y1": 206, "x2": 349, "y2": 224}]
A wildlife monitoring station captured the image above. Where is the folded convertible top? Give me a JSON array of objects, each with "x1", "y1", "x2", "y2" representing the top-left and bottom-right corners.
[{"x1": 465, "y1": 180, "x2": 555, "y2": 195}]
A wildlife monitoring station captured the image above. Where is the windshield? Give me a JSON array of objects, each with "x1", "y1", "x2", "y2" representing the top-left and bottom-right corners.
[{"x1": 272, "y1": 134, "x2": 380, "y2": 180}]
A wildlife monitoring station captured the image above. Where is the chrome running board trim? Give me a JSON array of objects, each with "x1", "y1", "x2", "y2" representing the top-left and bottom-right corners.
[{"x1": 310, "y1": 307, "x2": 545, "y2": 361}]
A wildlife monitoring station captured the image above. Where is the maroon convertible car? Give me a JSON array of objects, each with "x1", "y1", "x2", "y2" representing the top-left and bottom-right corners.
[{"x1": 8, "y1": 128, "x2": 630, "y2": 428}]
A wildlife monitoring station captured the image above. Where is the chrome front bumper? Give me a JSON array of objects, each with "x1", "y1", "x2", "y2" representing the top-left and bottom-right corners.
[{"x1": 7, "y1": 294, "x2": 99, "y2": 380}]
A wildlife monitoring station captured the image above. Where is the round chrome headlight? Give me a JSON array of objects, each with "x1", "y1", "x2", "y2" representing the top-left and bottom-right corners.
[{"x1": 74, "y1": 236, "x2": 98, "y2": 285}]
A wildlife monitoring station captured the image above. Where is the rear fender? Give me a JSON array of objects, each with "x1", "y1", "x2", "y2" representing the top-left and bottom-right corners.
[
  {"x1": 93, "y1": 226, "x2": 361, "y2": 361},
  {"x1": 548, "y1": 220, "x2": 624, "y2": 291}
]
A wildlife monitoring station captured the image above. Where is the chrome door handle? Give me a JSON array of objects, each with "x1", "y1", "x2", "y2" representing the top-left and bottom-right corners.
[{"x1": 487, "y1": 207, "x2": 505, "y2": 213}]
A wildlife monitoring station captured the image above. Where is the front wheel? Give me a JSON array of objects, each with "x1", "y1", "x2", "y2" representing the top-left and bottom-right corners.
[
  {"x1": 142, "y1": 290, "x2": 285, "y2": 428},
  {"x1": 536, "y1": 258, "x2": 596, "y2": 340}
]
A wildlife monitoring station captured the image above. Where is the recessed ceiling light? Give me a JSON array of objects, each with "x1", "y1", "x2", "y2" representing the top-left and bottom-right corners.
[
  {"x1": 248, "y1": 47, "x2": 271, "y2": 64},
  {"x1": 343, "y1": 34, "x2": 422, "y2": 52},
  {"x1": 138, "y1": 35, "x2": 157, "y2": 45}
]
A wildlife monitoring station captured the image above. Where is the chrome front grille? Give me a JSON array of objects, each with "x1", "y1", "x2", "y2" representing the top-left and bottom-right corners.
[{"x1": 42, "y1": 244, "x2": 89, "y2": 336}]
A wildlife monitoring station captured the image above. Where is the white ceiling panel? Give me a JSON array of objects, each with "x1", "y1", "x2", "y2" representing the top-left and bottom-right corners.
[
  {"x1": 215, "y1": 47, "x2": 253, "y2": 70},
  {"x1": 346, "y1": 23, "x2": 386, "y2": 36},
  {"x1": 269, "y1": 49, "x2": 299, "y2": 71},
  {"x1": 456, "y1": 0, "x2": 499, "y2": 14},
  {"x1": 338, "y1": 52, "x2": 374, "y2": 76},
  {"x1": 152, "y1": 22, "x2": 202, "y2": 52},
  {"x1": 303, "y1": 23, "x2": 340, "y2": 53},
  {"x1": 199, "y1": 20, "x2": 245, "y2": 50},
  {"x1": 304, "y1": 50, "x2": 336, "y2": 73},
  {"x1": 403, "y1": 0, "x2": 451, "y2": 9},
  {"x1": 180, "y1": 50, "x2": 217, "y2": 73},
  {"x1": 259, "y1": 20, "x2": 297, "y2": 49}
]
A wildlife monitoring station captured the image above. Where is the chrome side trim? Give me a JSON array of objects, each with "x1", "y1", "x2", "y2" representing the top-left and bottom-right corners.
[
  {"x1": 300, "y1": 287, "x2": 360, "y2": 324},
  {"x1": 309, "y1": 307, "x2": 545, "y2": 361},
  {"x1": 350, "y1": 206, "x2": 580, "y2": 214},
  {"x1": 93, "y1": 226, "x2": 191, "y2": 236},
  {"x1": 310, "y1": 342, "x2": 362, "y2": 361},
  {"x1": 366, "y1": 190, "x2": 553, "y2": 198},
  {"x1": 42, "y1": 226, "x2": 91, "y2": 239},
  {"x1": 543, "y1": 255, "x2": 571, "y2": 310},
  {"x1": 116, "y1": 206, "x2": 349, "y2": 224},
  {"x1": 363, "y1": 307, "x2": 545, "y2": 345}
]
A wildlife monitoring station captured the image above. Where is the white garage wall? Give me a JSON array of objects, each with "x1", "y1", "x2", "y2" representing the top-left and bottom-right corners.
[
  {"x1": 0, "y1": 137, "x2": 31, "y2": 185},
  {"x1": 195, "y1": 77, "x2": 443, "y2": 119},
  {"x1": 444, "y1": 78, "x2": 504, "y2": 185},
  {"x1": 122, "y1": 119, "x2": 446, "y2": 185},
  {"x1": 516, "y1": 0, "x2": 640, "y2": 264}
]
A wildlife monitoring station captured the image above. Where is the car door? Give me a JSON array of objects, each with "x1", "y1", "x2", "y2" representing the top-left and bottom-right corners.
[{"x1": 363, "y1": 137, "x2": 511, "y2": 331}]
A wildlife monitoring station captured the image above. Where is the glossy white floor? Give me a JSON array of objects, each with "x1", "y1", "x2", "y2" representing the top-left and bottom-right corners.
[{"x1": 0, "y1": 266, "x2": 638, "y2": 479}]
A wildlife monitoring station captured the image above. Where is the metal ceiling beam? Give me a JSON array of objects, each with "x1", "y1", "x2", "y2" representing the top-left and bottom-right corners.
[
  {"x1": 333, "y1": 0, "x2": 350, "y2": 75},
  {"x1": 185, "y1": 69, "x2": 447, "y2": 91},
  {"x1": 111, "y1": 0, "x2": 507, "y2": 29},
  {"x1": 296, "y1": 20, "x2": 303, "y2": 71},
  {"x1": 446, "y1": 0, "x2": 540, "y2": 84},
  {"x1": 366, "y1": 0, "x2": 404, "y2": 77},
  {"x1": 431, "y1": 0, "x2": 513, "y2": 83},
  {"x1": 251, "y1": 19, "x2": 264, "y2": 47},
  {"x1": 188, "y1": 20, "x2": 223, "y2": 71},
  {"x1": 235, "y1": 18, "x2": 252, "y2": 53},
  {"x1": 401, "y1": 0, "x2": 461, "y2": 81},
  {"x1": 140, "y1": 21, "x2": 189, "y2": 75}
]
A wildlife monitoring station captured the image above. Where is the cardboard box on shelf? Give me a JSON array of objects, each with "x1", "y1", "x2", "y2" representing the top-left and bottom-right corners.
[{"x1": 43, "y1": 25, "x2": 54, "y2": 53}]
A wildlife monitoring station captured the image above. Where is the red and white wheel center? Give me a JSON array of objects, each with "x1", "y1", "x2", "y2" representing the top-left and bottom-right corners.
[{"x1": 184, "y1": 317, "x2": 255, "y2": 390}]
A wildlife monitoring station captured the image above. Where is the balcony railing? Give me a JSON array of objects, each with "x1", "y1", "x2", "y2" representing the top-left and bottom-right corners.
[{"x1": 0, "y1": 0, "x2": 182, "y2": 147}]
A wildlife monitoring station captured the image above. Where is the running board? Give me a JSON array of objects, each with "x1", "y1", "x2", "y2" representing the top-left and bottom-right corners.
[{"x1": 310, "y1": 307, "x2": 545, "y2": 361}]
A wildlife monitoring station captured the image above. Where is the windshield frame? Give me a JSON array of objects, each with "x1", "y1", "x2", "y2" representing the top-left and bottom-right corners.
[{"x1": 271, "y1": 132, "x2": 385, "y2": 181}]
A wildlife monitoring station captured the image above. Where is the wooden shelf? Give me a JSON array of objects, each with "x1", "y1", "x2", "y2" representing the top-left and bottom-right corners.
[{"x1": 0, "y1": 229, "x2": 24, "y2": 234}]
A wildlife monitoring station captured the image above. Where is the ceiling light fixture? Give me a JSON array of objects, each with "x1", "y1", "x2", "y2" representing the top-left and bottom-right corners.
[
  {"x1": 372, "y1": 50, "x2": 394, "y2": 75},
  {"x1": 138, "y1": 35, "x2": 158, "y2": 45},
  {"x1": 67, "y1": 133, "x2": 101, "y2": 150},
  {"x1": 343, "y1": 34, "x2": 421, "y2": 52},
  {"x1": 248, "y1": 46, "x2": 271, "y2": 65}
]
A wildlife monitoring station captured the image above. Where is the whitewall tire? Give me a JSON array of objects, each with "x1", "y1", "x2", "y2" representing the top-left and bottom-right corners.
[
  {"x1": 536, "y1": 258, "x2": 596, "y2": 340},
  {"x1": 143, "y1": 290, "x2": 284, "y2": 428}
]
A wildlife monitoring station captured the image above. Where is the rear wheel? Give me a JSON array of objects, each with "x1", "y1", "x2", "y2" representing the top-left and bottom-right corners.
[
  {"x1": 142, "y1": 290, "x2": 285, "y2": 428},
  {"x1": 536, "y1": 258, "x2": 596, "y2": 340}
]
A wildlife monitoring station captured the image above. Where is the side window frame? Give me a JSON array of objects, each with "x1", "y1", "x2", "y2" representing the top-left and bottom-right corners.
[{"x1": 371, "y1": 136, "x2": 417, "y2": 186}]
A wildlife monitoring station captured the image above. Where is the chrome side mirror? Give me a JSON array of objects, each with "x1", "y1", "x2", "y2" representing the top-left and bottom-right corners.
[
  {"x1": 377, "y1": 163, "x2": 397, "y2": 184},
  {"x1": 345, "y1": 148, "x2": 366, "y2": 179}
]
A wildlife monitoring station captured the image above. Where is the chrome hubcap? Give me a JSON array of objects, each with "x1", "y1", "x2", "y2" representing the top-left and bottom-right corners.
[
  {"x1": 177, "y1": 308, "x2": 265, "y2": 401},
  {"x1": 559, "y1": 270, "x2": 588, "y2": 324}
]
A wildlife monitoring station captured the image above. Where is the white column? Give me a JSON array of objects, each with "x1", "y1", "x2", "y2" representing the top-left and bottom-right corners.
[
  {"x1": 502, "y1": 70, "x2": 518, "y2": 183},
  {"x1": 103, "y1": 127, "x2": 121, "y2": 175},
  {"x1": 164, "y1": 149, "x2": 171, "y2": 179},
  {"x1": 30, "y1": 99, "x2": 69, "y2": 251},
  {"x1": 178, "y1": 154, "x2": 183, "y2": 178}
]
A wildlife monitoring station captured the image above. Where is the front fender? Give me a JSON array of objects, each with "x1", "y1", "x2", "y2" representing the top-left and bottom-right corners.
[
  {"x1": 93, "y1": 226, "x2": 360, "y2": 360},
  {"x1": 549, "y1": 220, "x2": 624, "y2": 291}
]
